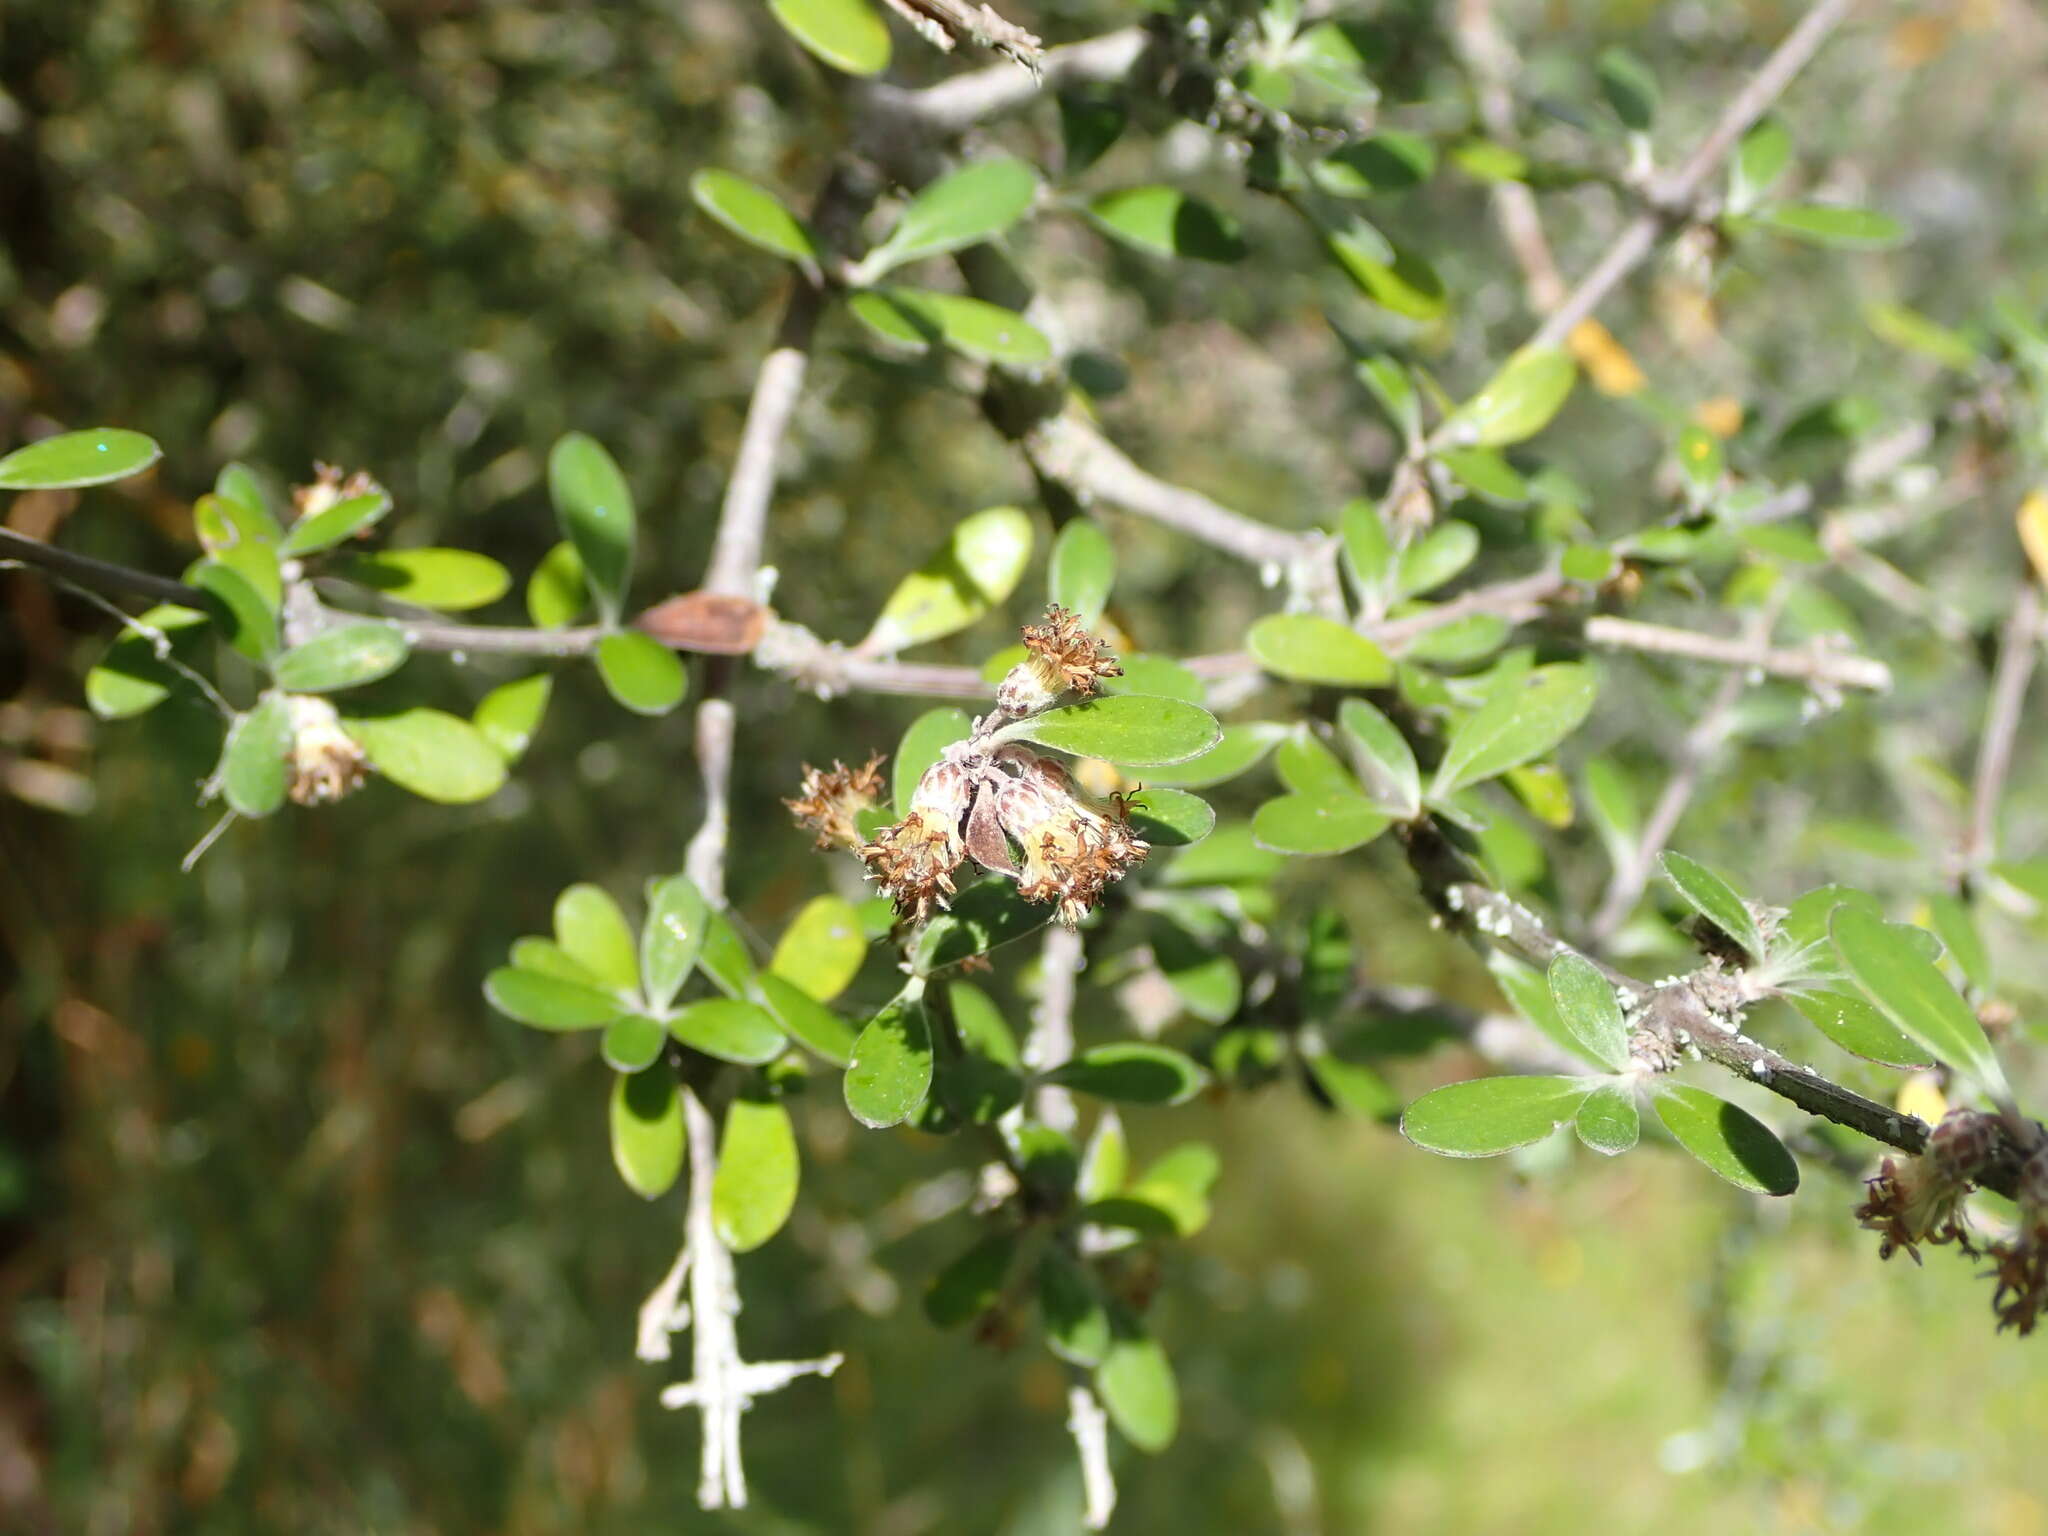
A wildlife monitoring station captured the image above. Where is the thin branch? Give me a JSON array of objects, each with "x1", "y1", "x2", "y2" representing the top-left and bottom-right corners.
[
  {"x1": 0, "y1": 526, "x2": 195, "y2": 606},
  {"x1": 874, "y1": 0, "x2": 1042, "y2": 70},
  {"x1": 1528, "y1": 0, "x2": 1864, "y2": 351},
  {"x1": 658, "y1": 1087, "x2": 844, "y2": 1509},
  {"x1": 1437, "y1": 876, "x2": 2038, "y2": 1200},
  {"x1": 1025, "y1": 924, "x2": 1083, "y2": 1133},
  {"x1": 1067, "y1": 1382, "x2": 1118, "y2": 1530},
  {"x1": 1581, "y1": 613, "x2": 1889, "y2": 692},
  {"x1": 865, "y1": 27, "x2": 1148, "y2": 143},
  {"x1": 1965, "y1": 583, "x2": 2041, "y2": 868},
  {"x1": 1024, "y1": 414, "x2": 1316, "y2": 571},
  {"x1": 1454, "y1": 0, "x2": 1568, "y2": 315},
  {"x1": 1589, "y1": 598, "x2": 1783, "y2": 941}
]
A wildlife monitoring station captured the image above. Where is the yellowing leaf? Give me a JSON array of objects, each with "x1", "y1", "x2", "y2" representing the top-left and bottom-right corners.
[
  {"x1": 2017, "y1": 490, "x2": 2048, "y2": 586},
  {"x1": 1568, "y1": 320, "x2": 1645, "y2": 397}
]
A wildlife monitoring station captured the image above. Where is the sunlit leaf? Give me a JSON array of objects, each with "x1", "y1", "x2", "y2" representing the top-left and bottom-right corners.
[
  {"x1": 1003, "y1": 694, "x2": 1221, "y2": 767},
  {"x1": 863, "y1": 506, "x2": 1033, "y2": 653},
  {"x1": 844, "y1": 992, "x2": 934, "y2": 1128},
  {"x1": 690, "y1": 169, "x2": 818, "y2": 263},
  {"x1": 270, "y1": 623, "x2": 409, "y2": 694},
  {"x1": 595, "y1": 630, "x2": 687, "y2": 716},
  {"x1": 1830, "y1": 906, "x2": 2006, "y2": 1092},
  {"x1": 1246, "y1": 614, "x2": 1392, "y2": 686},
  {"x1": 0, "y1": 427, "x2": 161, "y2": 489},
  {"x1": 1430, "y1": 663, "x2": 1598, "y2": 797},
  {"x1": 1086, "y1": 186, "x2": 1246, "y2": 262},
  {"x1": 342, "y1": 709, "x2": 508, "y2": 803},
  {"x1": 1652, "y1": 1084, "x2": 1797, "y2": 1195},
  {"x1": 767, "y1": 0, "x2": 889, "y2": 75},
  {"x1": 713, "y1": 1092, "x2": 800, "y2": 1252},
  {"x1": 858, "y1": 158, "x2": 1037, "y2": 279},
  {"x1": 610, "y1": 1070, "x2": 683, "y2": 1199},
  {"x1": 1400, "y1": 1075, "x2": 1590, "y2": 1156}
]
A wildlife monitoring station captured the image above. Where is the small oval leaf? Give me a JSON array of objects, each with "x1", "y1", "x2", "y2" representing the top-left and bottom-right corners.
[
  {"x1": 549, "y1": 433, "x2": 635, "y2": 624},
  {"x1": 485, "y1": 967, "x2": 622, "y2": 1031},
  {"x1": 1097, "y1": 1332, "x2": 1179, "y2": 1453},
  {"x1": 270, "y1": 623, "x2": 410, "y2": 694},
  {"x1": 601, "y1": 1014, "x2": 669, "y2": 1072},
  {"x1": 611, "y1": 1071, "x2": 684, "y2": 1199},
  {"x1": 860, "y1": 158, "x2": 1037, "y2": 279},
  {"x1": 554, "y1": 883, "x2": 640, "y2": 996},
  {"x1": 335, "y1": 549, "x2": 511, "y2": 611},
  {"x1": 844, "y1": 993, "x2": 935, "y2": 1128},
  {"x1": 641, "y1": 874, "x2": 710, "y2": 1012},
  {"x1": 0, "y1": 427, "x2": 161, "y2": 489},
  {"x1": 669, "y1": 998, "x2": 786, "y2": 1065},
  {"x1": 1652, "y1": 1083, "x2": 1798, "y2": 1195},
  {"x1": 1431, "y1": 663, "x2": 1598, "y2": 797},
  {"x1": 342, "y1": 709, "x2": 508, "y2": 804},
  {"x1": 1004, "y1": 694, "x2": 1221, "y2": 767},
  {"x1": 1251, "y1": 792, "x2": 1390, "y2": 856},
  {"x1": 1048, "y1": 519, "x2": 1115, "y2": 626},
  {"x1": 713, "y1": 1093, "x2": 800, "y2": 1252},
  {"x1": 1247, "y1": 614, "x2": 1393, "y2": 686},
  {"x1": 218, "y1": 695, "x2": 292, "y2": 818},
  {"x1": 596, "y1": 630, "x2": 687, "y2": 716},
  {"x1": 767, "y1": 0, "x2": 890, "y2": 75},
  {"x1": 864, "y1": 506, "x2": 1034, "y2": 654},
  {"x1": 690, "y1": 169, "x2": 818, "y2": 263},
  {"x1": 1400, "y1": 1075, "x2": 1591, "y2": 1157},
  {"x1": 1547, "y1": 952, "x2": 1629, "y2": 1071},
  {"x1": 1045, "y1": 1043, "x2": 1208, "y2": 1106}
]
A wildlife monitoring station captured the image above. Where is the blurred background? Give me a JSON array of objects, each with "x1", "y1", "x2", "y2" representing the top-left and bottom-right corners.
[{"x1": 4, "y1": 0, "x2": 2048, "y2": 1531}]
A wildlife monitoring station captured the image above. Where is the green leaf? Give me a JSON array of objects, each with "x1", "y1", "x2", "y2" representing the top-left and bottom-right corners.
[
  {"x1": 195, "y1": 495, "x2": 282, "y2": 607},
  {"x1": 1086, "y1": 186, "x2": 1246, "y2": 262},
  {"x1": 1046, "y1": 1044, "x2": 1208, "y2": 1106},
  {"x1": 697, "y1": 911, "x2": 761, "y2": 999},
  {"x1": 1274, "y1": 729, "x2": 1356, "y2": 798},
  {"x1": 1039, "y1": 1250, "x2": 1111, "y2": 1365},
  {"x1": 270, "y1": 623, "x2": 409, "y2": 693},
  {"x1": 1048, "y1": 519, "x2": 1115, "y2": 627},
  {"x1": 191, "y1": 559, "x2": 279, "y2": 661},
  {"x1": 1659, "y1": 852, "x2": 1762, "y2": 959},
  {"x1": 1353, "y1": 367, "x2": 1420, "y2": 451},
  {"x1": 1394, "y1": 521, "x2": 1479, "y2": 599},
  {"x1": 527, "y1": 541, "x2": 587, "y2": 628},
  {"x1": 1866, "y1": 301, "x2": 1980, "y2": 373},
  {"x1": 1097, "y1": 1331, "x2": 1179, "y2": 1453},
  {"x1": 859, "y1": 158, "x2": 1036, "y2": 280},
  {"x1": 595, "y1": 630, "x2": 686, "y2": 716},
  {"x1": 1430, "y1": 663, "x2": 1598, "y2": 797},
  {"x1": 484, "y1": 967, "x2": 622, "y2": 1030},
  {"x1": 913, "y1": 878, "x2": 1052, "y2": 975},
  {"x1": 1400, "y1": 1075, "x2": 1591, "y2": 1156},
  {"x1": 1546, "y1": 952, "x2": 1628, "y2": 1070},
  {"x1": 213, "y1": 462, "x2": 280, "y2": 540},
  {"x1": 1440, "y1": 347, "x2": 1576, "y2": 450},
  {"x1": 508, "y1": 937, "x2": 599, "y2": 985},
  {"x1": 669, "y1": 998, "x2": 785, "y2": 1065},
  {"x1": 1151, "y1": 911, "x2": 1240, "y2": 1023},
  {"x1": 610, "y1": 1071, "x2": 684, "y2": 1199},
  {"x1": 1325, "y1": 219, "x2": 1447, "y2": 320},
  {"x1": 1750, "y1": 204, "x2": 1907, "y2": 250},
  {"x1": 1142, "y1": 722, "x2": 1286, "y2": 788},
  {"x1": 601, "y1": 1014, "x2": 668, "y2": 1072},
  {"x1": 1652, "y1": 1084, "x2": 1798, "y2": 1195},
  {"x1": 713, "y1": 1093, "x2": 800, "y2": 1252},
  {"x1": 1104, "y1": 653, "x2": 1203, "y2": 703},
  {"x1": 85, "y1": 604, "x2": 211, "y2": 719},
  {"x1": 1288, "y1": 20, "x2": 1379, "y2": 104},
  {"x1": 1160, "y1": 822, "x2": 1286, "y2": 887},
  {"x1": 0, "y1": 427, "x2": 161, "y2": 489},
  {"x1": 767, "y1": 0, "x2": 889, "y2": 74},
  {"x1": 1060, "y1": 92, "x2": 1126, "y2": 176},
  {"x1": 343, "y1": 709, "x2": 507, "y2": 803},
  {"x1": 864, "y1": 506, "x2": 1034, "y2": 653},
  {"x1": 1925, "y1": 893, "x2": 1991, "y2": 992},
  {"x1": 759, "y1": 972, "x2": 858, "y2": 1066},
  {"x1": 1575, "y1": 1081, "x2": 1640, "y2": 1155},
  {"x1": 894, "y1": 706, "x2": 974, "y2": 810},
  {"x1": 1302, "y1": 1040, "x2": 1399, "y2": 1118},
  {"x1": 1313, "y1": 132, "x2": 1435, "y2": 197},
  {"x1": 690, "y1": 169, "x2": 818, "y2": 263},
  {"x1": 1125, "y1": 1142, "x2": 1218, "y2": 1237},
  {"x1": 548, "y1": 433, "x2": 635, "y2": 624},
  {"x1": 1676, "y1": 427, "x2": 1723, "y2": 495},
  {"x1": 1251, "y1": 793, "x2": 1390, "y2": 857},
  {"x1": 1343, "y1": 499, "x2": 1398, "y2": 603},
  {"x1": 640, "y1": 875, "x2": 708, "y2": 1011},
  {"x1": 1595, "y1": 46, "x2": 1658, "y2": 131},
  {"x1": 473, "y1": 674, "x2": 551, "y2": 762},
  {"x1": 278, "y1": 488, "x2": 391, "y2": 557},
  {"x1": 1787, "y1": 989, "x2": 1928, "y2": 1067},
  {"x1": 1730, "y1": 117, "x2": 1790, "y2": 212},
  {"x1": 847, "y1": 289, "x2": 1052, "y2": 367},
  {"x1": 1337, "y1": 697, "x2": 1421, "y2": 817},
  {"x1": 925, "y1": 1230, "x2": 1019, "y2": 1328},
  {"x1": 1246, "y1": 614, "x2": 1392, "y2": 686},
  {"x1": 1436, "y1": 446, "x2": 1529, "y2": 504},
  {"x1": 335, "y1": 548, "x2": 511, "y2": 611},
  {"x1": 1122, "y1": 787, "x2": 1214, "y2": 847},
  {"x1": 844, "y1": 993, "x2": 934, "y2": 1128},
  {"x1": 1003, "y1": 694, "x2": 1221, "y2": 768},
  {"x1": 554, "y1": 884, "x2": 639, "y2": 995},
  {"x1": 217, "y1": 695, "x2": 292, "y2": 818},
  {"x1": 1562, "y1": 543, "x2": 1619, "y2": 584},
  {"x1": 1830, "y1": 907, "x2": 2006, "y2": 1092},
  {"x1": 770, "y1": 895, "x2": 866, "y2": 1002}
]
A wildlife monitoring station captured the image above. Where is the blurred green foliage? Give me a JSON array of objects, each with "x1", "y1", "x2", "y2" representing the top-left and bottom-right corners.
[{"x1": 5, "y1": 0, "x2": 2048, "y2": 1531}]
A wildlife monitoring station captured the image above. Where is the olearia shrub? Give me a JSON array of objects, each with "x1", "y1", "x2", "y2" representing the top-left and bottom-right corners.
[{"x1": 7, "y1": 0, "x2": 2048, "y2": 1520}]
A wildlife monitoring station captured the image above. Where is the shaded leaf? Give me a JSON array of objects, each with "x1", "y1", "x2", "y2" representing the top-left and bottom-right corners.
[
  {"x1": 549, "y1": 432, "x2": 635, "y2": 623},
  {"x1": 1097, "y1": 1331, "x2": 1179, "y2": 1453},
  {"x1": 1661, "y1": 851, "x2": 1762, "y2": 959},
  {"x1": 1087, "y1": 186, "x2": 1246, "y2": 262},
  {"x1": 1547, "y1": 952, "x2": 1628, "y2": 1070},
  {"x1": 1575, "y1": 1081, "x2": 1640, "y2": 1155},
  {"x1": 640, "y1": 874, "x2": 709, "y2": 1011},
  {"x1": 473, "y1": 674, "x2": 551, "y2": 762},
  {"x1": 527, "y1": 540, "x2": 587, "y2": 628},
  {"x1": 1122, "y1": 787, "x2": 1214, "y2": 847},
  {"x1": 925, "y1": 1230, "x2": 1018, "y2": 1327},
  {"x1": 610, "y1": 1071, "x2": 683, "y2": 1199},
  {"x1": 217, "y1": 695, "x2": 291, "y2": 818},
  {"x1": 1338, "y1": 697, "x2": 1421, "y2": 816},
  {"x1": 760, "y1": 972, "x2": 858, "y2": 1066},
  {"x1": 601, "y1": 1014, "x2": 668, "y2": 1073},
  {"x1": 894, "y1": 706, "x2": 973, "y2": 811},
  {"x1": 279, "y1": 489, "x2": 391, "y2": 558},
  {"x1": 1142, "y1": 722, "x2": 1286, "y2": 789},
  {"x1": 1252, "y1": 792, "x2": 1390, "y2": 856},
  {"x1": 1048, "y1": 518, "x2": 1115, "y2": 626},
  {"x1": 844, "y1": 992, "x2": 934, "y2": 1128},
  {"x1": 1652, "y1": 1084, "x2": 1798, "y2": 1195},
  {"x1": 1046, "y1": 1044, "x2": 1207, "y2": 1106},
  {"x1": 847, "y1": 288, "x2": 1052, "y2": 367}
]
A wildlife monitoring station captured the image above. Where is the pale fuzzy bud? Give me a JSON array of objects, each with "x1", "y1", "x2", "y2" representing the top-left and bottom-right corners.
[{"x1": 285, "y1": 694, "x2": 368, "y2": 806}]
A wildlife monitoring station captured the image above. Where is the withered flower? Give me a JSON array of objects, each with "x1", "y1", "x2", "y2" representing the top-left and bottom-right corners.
[
  {"x1": 285, "y1": 695, "x2": 368, "y2": 806},
  {"x1": 785, "y1": 755, "x2": 885, "y2": 850},
  {"x1": 1855, "y1": 1108, "x2": 1994, "y2": 1263},
  {"x1": 291, "y1": 462, "x2": 385, "y2": 525},
  {"x1": 996, "y1": 605, "x2": 1122, "y2": 718},
  {"x1": 858, "y1": 758, "x2": 973, "y2": 922},
  {"x1": 1987, "y1": 1143, "x2": 2048, "y2": 1335},
  {"x1": 995, "y1": 750, "x2": 1147, "y2": 926}
]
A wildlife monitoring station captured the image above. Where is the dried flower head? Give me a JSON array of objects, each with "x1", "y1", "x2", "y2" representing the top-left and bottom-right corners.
[
  {"x1": 1855, "y1": 1109, "x2": 1994, "y2": 1263},
  {"x1": 291, "y1": 462, "x2": 384, "y2": 525},
  {"x1": 996, "y1": 605, "x2": 1121, "y2": 718},
  {"x1": 785, "y1": 755, "x2": 885, "y2": 850},
  {"x1": 994, "y1": 750, "x2": 1147, "y2": 926},
  {"x1": 857, "y1": 758, "x2": 973, "y2": 922},
  {"x1": 284, "y1": 694, "x2": 368, "y2": 806},
  {"x1": 1986, "y1": 1143, "x2": 2048, "y2": 1335}
]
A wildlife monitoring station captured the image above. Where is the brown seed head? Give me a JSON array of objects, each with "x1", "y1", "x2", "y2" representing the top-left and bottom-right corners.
[
  {"x1": 997, "y1": 605, "x2": 1122, "y2": 718},
  {"x1": 284, "y1": 695, "x2": 368, "y2": 806},
  {"x1": 785, "y1": 755, "x2": 886, "y2": 850}
]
